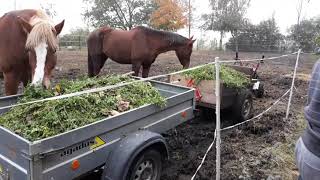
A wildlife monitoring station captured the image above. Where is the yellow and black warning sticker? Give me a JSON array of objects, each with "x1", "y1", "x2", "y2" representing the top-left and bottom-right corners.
[{"x1": 90, "y1": 136, "x2": 106, "y2": 150}]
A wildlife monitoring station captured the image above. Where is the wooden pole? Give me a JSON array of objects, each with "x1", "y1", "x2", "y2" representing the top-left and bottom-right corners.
[{"x1": 79, "y1": 36, "x2": 81, "y2": 50}]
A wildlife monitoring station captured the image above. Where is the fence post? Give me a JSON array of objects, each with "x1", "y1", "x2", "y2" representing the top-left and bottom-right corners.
[
  {"x1": 286, "y1": 49, "x2": 302, "y2": 119},
  {"x1": 79, "y1": 36, "x2": 81, "y2": 50},
  {"x1": 215, "y1": 57, "x2": 221, "y2": 180}
]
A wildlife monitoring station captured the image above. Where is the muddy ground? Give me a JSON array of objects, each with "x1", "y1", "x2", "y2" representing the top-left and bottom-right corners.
[{"x1": 1, "y1": 50, "x2": 317, "y2": 179}]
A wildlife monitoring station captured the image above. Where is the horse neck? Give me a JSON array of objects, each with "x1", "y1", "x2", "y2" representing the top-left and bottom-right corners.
[{"x1": 154, "y1": 37, "x2": 180, "y2": 55}]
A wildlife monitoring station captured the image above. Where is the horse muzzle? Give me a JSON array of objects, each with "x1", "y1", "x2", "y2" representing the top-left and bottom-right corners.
[
  {"x1": 183, "y1": 65, "x2": 190, "y2": 69},
  {"x1": 31, "y1": 79, "x2": 50, "y2": 89},
  {"x1": 43, "y1": 78, "x2": 51, "y2": 89}
]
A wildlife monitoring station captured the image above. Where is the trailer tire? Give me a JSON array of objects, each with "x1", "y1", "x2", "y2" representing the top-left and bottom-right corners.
[
  {"x1": 126, "y1": 149, "x2": 162, "y2": 180},
  {"x1": 101, "y1": 131, "x2": 168, "y2": 180},
  {"x1": 233, "y1": 89, "x2": 253, "y2": 122},
  {"x1": 202, "y1": 107, "x2": 216, "y2": 121}
]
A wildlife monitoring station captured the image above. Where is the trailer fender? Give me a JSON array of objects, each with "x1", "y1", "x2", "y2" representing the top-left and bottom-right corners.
[{"x1": 101, "y1": 130, "x2": 168, "y2": 180}]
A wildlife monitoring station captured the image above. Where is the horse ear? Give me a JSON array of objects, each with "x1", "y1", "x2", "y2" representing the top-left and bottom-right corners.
[
  {"x1": 189, "y1": 35, "x2": 194, "y2": 40},
  {"x1": 17, "y1": 16, "x2": 33, "y2": 34},
  {"x1": 54, "y1": 20, "x2": 65, "y2": 35},
  {"x1": 188, "y1": 39, "x2": 196, "y2": 46}
]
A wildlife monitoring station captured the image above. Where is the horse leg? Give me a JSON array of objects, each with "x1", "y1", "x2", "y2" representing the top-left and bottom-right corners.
[
  {"x1": 88, "y1": 53, "x2": 107, "y2": 77},
  {"x1": 132, "y1": 63, "x2": 141, "y2": 76},
  {"x1": 3, "y1": 72, "x2": 20, "y2": 96},
  {"x1": 142, "y1": 64, "x2": 151, "y2": 78},
  {"x1": 99, "y1": 56, "x2": 107, "y2": 70},
  {"x1": 96, "y1": 55, "x2": 107, "y2": 75},
  {"x1": 21, "y1": 69, "x2": 31, "y2": 87}
]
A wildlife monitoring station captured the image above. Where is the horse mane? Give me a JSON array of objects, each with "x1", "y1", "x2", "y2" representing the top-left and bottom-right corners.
[
  {"x1": 135, "y1": 26, "x2": 188, "y2": 46},
  {"x1": 26, "y1": 11, "x2": 58, "y2": 50}
]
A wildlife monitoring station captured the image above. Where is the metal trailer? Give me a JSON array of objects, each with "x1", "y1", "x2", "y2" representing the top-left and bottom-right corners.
[
  {"x1": 0, "y1": 80, "x2": 195, "y2": 180},
  {"x1": 169, "y1": 65, "x2": 264, "y2": 122}
]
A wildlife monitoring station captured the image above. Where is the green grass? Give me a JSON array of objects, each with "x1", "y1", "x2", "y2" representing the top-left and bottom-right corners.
[
  {"x1": 269, "y1": 112, "x2": 306, "y2": 179},
  {"x1": 0, "y1": 75, "x2": 166, "y2": 141},
  {"x1": 182, "y1": 65, "x2": 250, "y2": 88}
]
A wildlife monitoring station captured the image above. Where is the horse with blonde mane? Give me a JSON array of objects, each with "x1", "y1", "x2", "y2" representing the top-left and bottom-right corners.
[{"x1": 0, "y1": 9, "x2": 64, "y2": 95}]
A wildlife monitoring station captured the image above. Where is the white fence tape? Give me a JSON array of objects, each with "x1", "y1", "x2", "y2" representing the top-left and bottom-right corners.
[
  {"x1": 191, "y1": 49, "x2": 301, "y2": 180},
  {"x1": 0, "y1": 62, "x2": 215, "y2": 110},
  {"x1": 0, "y1": 51, "x2": 298, "y2": 111},
  {"x1": 222, "y1": 89, "x2": 290, "y2": 131},
  {"x1": 286, "y1": 49, "x2": 302, "y2": 119},
  {"x1": 218, "y1": 52, "x2": 297, "y2": 64},
  {"x1": 0, "y1": 50, "x2": 302, "y2": 179},
  {"x1": 190, "y1": 88, "x2": 290, "y2": 179},
  {"x1": 191, "y1": 130, "x2": 217, "y2": 180}
]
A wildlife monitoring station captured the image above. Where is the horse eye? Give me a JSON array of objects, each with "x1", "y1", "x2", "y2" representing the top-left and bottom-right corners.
[{"x1": 52, "y1": 28, "x2": 57, "y2": 35}]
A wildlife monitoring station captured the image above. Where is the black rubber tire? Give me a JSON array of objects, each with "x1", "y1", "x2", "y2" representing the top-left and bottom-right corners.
[
  {"x1": 202, "y1": 107, "x2": 216, "y2": 121},
  {"x1": 252, "y1": 72, "x2": 259, "y2": 80},
  {"x1": 126, "y1": 149, "x2": 162, "y2": 180},
  {"x1": 254, "y1": 82, "x2": 264, "y2": 98},
  {"x1": 232, "y1": 89, "x2": 253, "y2": 122}
]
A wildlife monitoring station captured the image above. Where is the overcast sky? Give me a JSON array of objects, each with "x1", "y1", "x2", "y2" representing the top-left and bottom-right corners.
[{"x1": 1, "y1": 0, "x2": 319, "y2": 36}]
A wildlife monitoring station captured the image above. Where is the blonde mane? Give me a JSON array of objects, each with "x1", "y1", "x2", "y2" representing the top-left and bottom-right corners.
[{"x1": 26, "y1": 11, "x2": 58, "y2": 50}]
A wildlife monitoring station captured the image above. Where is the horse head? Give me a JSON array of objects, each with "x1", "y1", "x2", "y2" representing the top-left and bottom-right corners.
[
  {"x1": 176, "y1": 36, "x2": 196, "y2": 69},
  {"x1": 17, "y1": 16, "x2": 64, "y2": 89}
]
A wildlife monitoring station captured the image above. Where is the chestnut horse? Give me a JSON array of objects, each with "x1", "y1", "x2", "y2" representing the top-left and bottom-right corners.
[
  {"x1": 87, "y1": 26, "x2": 196, "y2": 78},
  {"x1": 0, "y1": 9, "x2": 64, "y2": 95}
]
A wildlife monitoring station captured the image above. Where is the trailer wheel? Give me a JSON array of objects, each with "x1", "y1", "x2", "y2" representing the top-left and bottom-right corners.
[
  {"x1": 202, "y1": 107, "x2": 216, "y2": 121},
  {"x1": 127, "y1": 149, "x2": 162, "y2": 180},
  {"x1": 233, "y1": 89, "x2": 253, "y2": 122}
]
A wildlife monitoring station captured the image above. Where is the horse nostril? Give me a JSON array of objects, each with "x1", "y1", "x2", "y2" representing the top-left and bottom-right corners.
[{"x1": 43, "y1": 79, "x2": 51, "y2": 89}]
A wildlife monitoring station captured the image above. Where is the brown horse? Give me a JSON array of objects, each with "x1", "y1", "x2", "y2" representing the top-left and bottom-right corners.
[
  {"x1": 87, "y1": 26, "x2": 196, "y2": 78},
  {"x1": 0, "y1": 9, "x2": 64, "y2": 95}
]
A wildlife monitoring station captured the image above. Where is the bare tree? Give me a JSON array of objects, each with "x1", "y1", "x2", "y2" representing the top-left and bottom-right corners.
[
  {"x1": 41, "y1": 2, "x2": 57, "y2": 18},
  {"x1": 83, "y1": 0, "x2": 156, "y2": 30},
  {"x1": 296, "y1": 0, "x2": 304, "y2": 26},
  {"x1": 188, "y1": 0, "x2": 191, "y2": 38},
  {"x1": 295, "y1": 0, "x2": 311, "y2": 49},
  {"x1": 227, "y1": 0, "x2": 251, "y2": 54},
  {"x1": 202, "y1": 0, "x2": 250, "y2": 51}
]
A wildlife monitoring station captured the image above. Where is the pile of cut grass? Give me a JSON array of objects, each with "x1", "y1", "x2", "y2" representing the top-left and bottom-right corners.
[
  {"x1": 182, "y1": 65, "x2": 250, "y2": 88},
  {"x1": 0, "y1": 75, "x2": 166, "y2": 141}
]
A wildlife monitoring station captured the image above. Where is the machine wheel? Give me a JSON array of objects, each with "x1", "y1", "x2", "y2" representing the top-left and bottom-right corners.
[
  {"x1": 126, "y1": 149, "x2": 162, "y2": 180},
  {"x1": 233, "y1": 89, "x2": 253, "y2": 122},
  {"x1": 252, "y1": 72, "x2": 259, "y2": 80},
  {"x1": 254, "y1": 82, "x2": 264, "y2": 98}
]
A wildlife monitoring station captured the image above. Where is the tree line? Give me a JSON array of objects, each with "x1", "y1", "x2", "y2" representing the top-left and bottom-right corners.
[
  {"x1": 58, "y1": 0, "x2": 319, "y2": 52},
  {"x1": 83, "y1": 0, "x2": 187, "y2": 31}
]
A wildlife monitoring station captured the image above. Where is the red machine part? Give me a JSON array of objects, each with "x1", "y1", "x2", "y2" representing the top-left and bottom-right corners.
[
  {"x1": 186, "y1": 79, "x2": 202, "y2": 101},
  {"x1": 234, "y1": 54, "x2": 264, "y2": 76}
]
